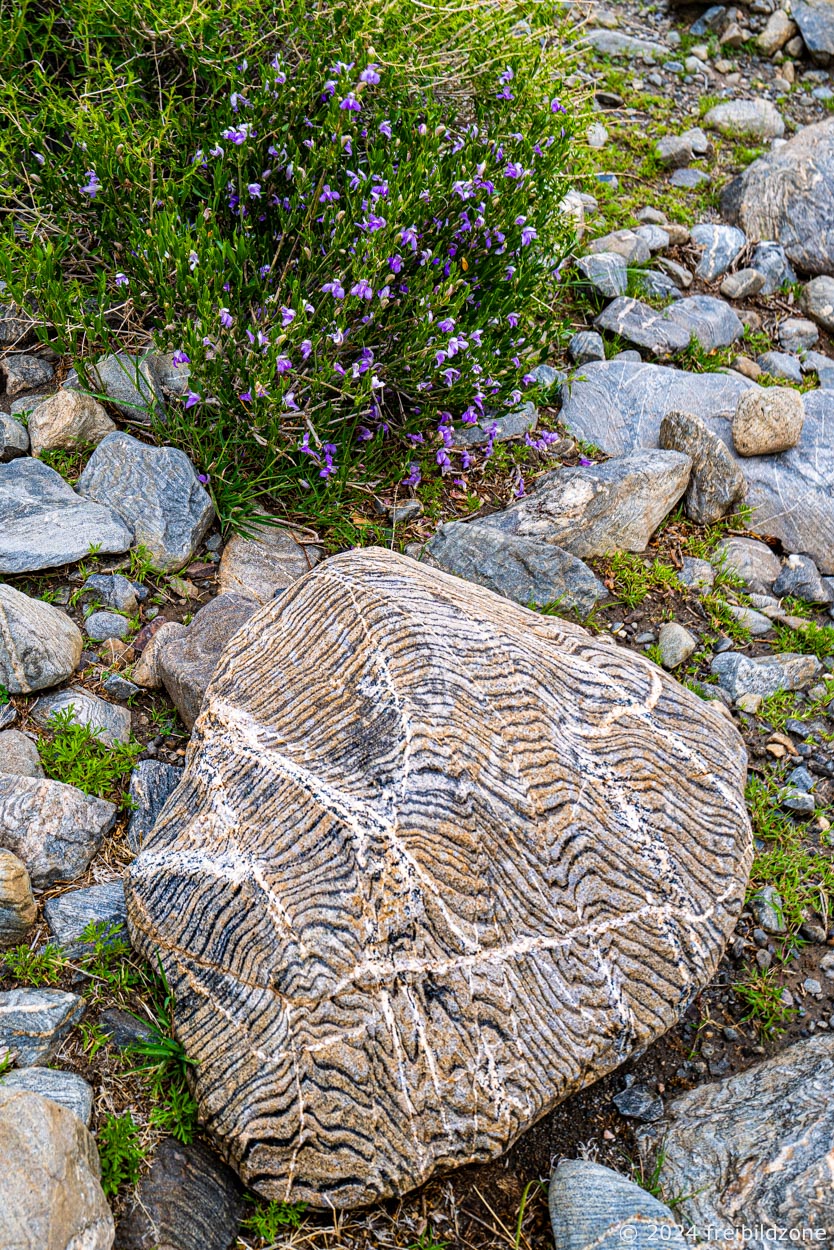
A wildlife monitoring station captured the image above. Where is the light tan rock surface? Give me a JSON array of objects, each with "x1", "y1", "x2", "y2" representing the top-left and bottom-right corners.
[
  {"x1": 218, "y1": 524, "x2": 323, "y2": 604},
  {"x1": 126, "y1": 549, "x2": 752, "y2": 1209}
]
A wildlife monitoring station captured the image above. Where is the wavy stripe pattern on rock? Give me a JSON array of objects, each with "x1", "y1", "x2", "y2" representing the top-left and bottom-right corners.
[{"x1": 126, "y1": 548, "x2": 752, "y2": 1207}]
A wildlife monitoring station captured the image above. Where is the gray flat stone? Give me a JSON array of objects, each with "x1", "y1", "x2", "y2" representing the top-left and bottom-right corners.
[
  {"x1": 596, "y1": 296, "x2": 742, "y2": 356},
  {"x1": 0, "y1": 414, "x2": 29, "y2": 462},
  {"x1": 78, "y1": 573, "x2": 139, "y2": 614},
  {"x1": 476, "y1": 449, "x2": 692, "y2": 557},
  {"x1": 720, "y1": 269, "x2": 766, "y2": 301},
  {"x1": 415, "y1": 522, "x2": 608, "y2": 614},
  {"x1": 636, "y1": 270, "x2": 684, "y2": 302},
  {"x1": 792, "y1": 0, "x2": 834, "y2": 64},
  {"x1": 0, "y1": 354, "x2": 54, "y2": 397},
  {"x1": 127, "y1": 760, "x2": 183, "y2": 854},
  {"x1": 664, "y1": 295, "x2": 743, "y2": 351},
  {"x1": 30, "y1": 686, "x2": 131, "y2": 745},
  {"x1": 711, "y1": 651, "x2": 822, "y2": 699},
  {"x1": 587, "y1": 229, "x2": 651, "y2": 265},
  {"x1": 569, "y1": 331, "x2": 606, "y2": 365},
  {"x1": 44, "y1": 880, "x2": 126, "y2": 947},
  {"x1": 757, "y1": 351, "x2": 803, "y2": 383},
  {"x1": 772, "y1": 554, "x2": 833, "y2": 603},
  {"x1": 584, "y1": 28, "x2": 668, "y2": 59},
  {"x1": 0, "y1": 458, "x2": 133, "y2": 575},
  {"x1": 669, "y1": 168, "x2": 710, "y2": 188},
  {"x1": 0, "y1": 1067, "x2": 93, "y2": 1125},
  {"x1": 0, "y1": 775, "x2": 117, "y2": 888},
  {"x1": 557, "y1": 361, "x2": 834, "y2": 573},
  {"x1": 714, "y1": 536, "x2": 782, "y2": 594},
  {"x1": 0, "y1": 988, "x2": 84, "y2": 1066},
  {"x1": 779, "y1": 318, "x2": 819, "y2": 353},
  {"x1": 703, "y1": 97, "x2": 785, "y2": 140},
  {"x1": 549, "y1": 1160, "x2": 686, "y2": 1250},
  {"x1": 656, "y1": 128, "x2": 710, "y2": 168},
  {"x1": 78, "y1": 432, "x2": 214, "y2": 573},
  {"x1": 218, "y1": 525, "x2": 323, "y2": 606},
  {"x1": 690, "y1": 224, "x2": 746, "y2": 282},
  {"x1": 576, "y1": 252, "x2": 629, "y2": 299},
  {"x1": 722, "y1": 118, "x2": 834, "y2": 275},
  {"x1": 659, "y1": 410, "x2": 746, "y2": 524},
  {"x1": 679, "y1": 556, "x2": 715, "y2": 592},
  {"x1": 84, "y1": 610, "x2": 130, "y2": 641}
]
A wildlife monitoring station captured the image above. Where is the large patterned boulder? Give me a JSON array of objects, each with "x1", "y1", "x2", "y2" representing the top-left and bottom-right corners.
[{"x1": 126, "y1": 549, "x2": 752, "y2": 1208}]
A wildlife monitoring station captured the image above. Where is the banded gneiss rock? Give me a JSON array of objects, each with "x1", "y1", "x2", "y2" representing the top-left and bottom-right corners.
[{"x1": 126, "y1": 549, "x2": 752, "y2": 1208}]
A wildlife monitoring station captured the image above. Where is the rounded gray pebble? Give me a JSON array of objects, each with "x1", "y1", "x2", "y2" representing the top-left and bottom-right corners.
[{"x1": 85, "y1": 610, "x2": 130, "y2": 641}]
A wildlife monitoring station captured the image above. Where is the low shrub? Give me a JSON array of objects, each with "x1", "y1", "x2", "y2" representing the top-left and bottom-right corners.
[{"x1": 0, "y1": 0, "x2": 579, "y2": 529}]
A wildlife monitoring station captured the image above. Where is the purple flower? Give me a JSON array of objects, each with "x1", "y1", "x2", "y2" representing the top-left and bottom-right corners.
[
  {"x1": 281, "y1": 306, "x2": 295, "y2": 326},
  {"x1": 379, "y1": 120, "x2": 392, "y2": 138},
  {"x1": 322, "y1": 80, "x2": 337, "y2": 99},
  {"x1": 550, "y1": 97, "x2": 566, "y2": 114},
  {"x1": 356, "y1": 426, "x2": 373, "y2": 441},
  {"x1": 436, "y1": 448, "x2": 451, "y2": 471},
  {"x1": 219, "y1": 307, "x2": 233, "y2": 329},
  {"x1": 437, "y1": 318, "x2": 455, "y2": 333},
  {"x1": 300, "y1": 339, "x2": 313, "y2": 359},
  {"x1": 350, "y1": 279, "x2": 373, "y2": 300},
  {"x1": 184, "y1": 391, "x2": 201, "y2": 409},
  {"x1": 284, "y1": 391, "x2": 299, "y2": 410},
  {"x1": 339, "y1": 93, "x2": 361, "y2": 112},
  {"x1": 521, "y1": 226, "x2": 537, "y2": 246},
  {"x1": 171, "y1": 350, "x2": 190, "y2": 367},
  {"x1": 114, "y1": 272, "x2": 129, "y2": 287},
  {"x1": 578, "y1": 455, "x2": 594, "y2": 467},
  {"x1": 400, "y1": 226, "x2": 418, "y2": 251},
  {"x1": 359, "y1": 64, "x2": 380, "y2": 84},
  {"x1": 322, "y1": 279, "x2": 345, "y2": 299},
  {"x1": 507, "y1": 312, "x2": 519, "y2": 328},
  {"x1": 80, "y1": 170, "x2": 100, "y2": 198},
  {"x1": 188, "y1": 251, "x2": 199, "y2": 271},
  {"x1": 259, "y1": 264, "x2": 271, "y2": 278},
  {"x1": 197, "y1": 473, "x2": 209, "y2": 484},
  {"x1": 514, "y1": 475, "x2": 525, "y2": 498},
  {"x1": 504, "y1": 162, "x2": 524, "y2": 179},
  {"x1": 239, "y1": 390, "x2": 253, "y2": 402},
  {"x1": 248, "y1": 182, "x2": 261, "y2": 198},
  {"x1": 388, "y1": 254, "x2": 403, "y2": 274},
  {"x1": 319, "y1": 184, "x2": 340, "y2": 202},
  {"x1": 221, "y1": 124, "x2": 251, "y2": 144},
  {"x1": 275, "y1": 355, "x2": 292, "y2": 373},
  {"x1": 496, "y1": 86, "x2": 514, "y2": 100},
  {"x1": 403, "y1": 462, "x2": 421, "y2": 486}
]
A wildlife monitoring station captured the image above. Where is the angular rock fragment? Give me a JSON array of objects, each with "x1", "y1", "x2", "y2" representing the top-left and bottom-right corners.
[
  {"x1": 703, "y1": 97, "x2": 785, "y2": 140},
  {"x1": 415, "y1": 521, "x2": 608, "y2": 613},
  {"x1": 0, "y1": 1087, "x2": 113, "y2": 1249},
  {"x1": 0, "y1": 353, "x2": 54, "y2": 397},
  {"x1": 732, "y1": 387, "x2": 804, "y2": 456},
  {"x1": 477, "y1": 450, "x2": 692, "y2": 557},
  {"x1": 0, "y1": 584, "x2": 82, "y2": 694},
  {"x1": 78, "y1": 432, "x2": 214, "y2": 573},
  {"x1": 721, "y1": 119, "x2": 834, "y2": 275},
  {"x1": 0, "y1": 458, "x2": 132, "y2": 575},
  {"x1": 127, "y1": 760, "x2": 183, "y2": 854},
  {"x1": 126, "y1": 548, "x2": 752, "y2": 1207},
  {"x1": 802, "y1": 275, "x2": 834, "y2": 332},
  {"x1": 690, "y1": 224, "x2": 746, "y2": 282},
  {"x1": 219, "y1": 525, "x2": 323, "y2": 605},
  {"x1": 68, "y1": 350, "x2": 164, "y2": 421},
  {"x1": 0, "y1": 414, "x2": 28, "y2": 462},
  {"x1": 549, "y1": 1159, "x2": 686, "y2": 1250},
  {"x1": 773, "y1": 554, "x2": 833, "y2": 603},
  {"x1": 0, "y1": 850, "x2": 36, "y2": 950},
  {"x1": 156, "y1": 594, "x2": 257, "y2": 729},
  {"x1": 576, "y1": 252, "x2": 628, "y2": 299},
  {"x1": 0, "y1": 730, "x2": 44, "y2": 779},
  {"x1": 792, "y1": 0, "x2": 834, "y2": 64},
  {"x1": 660, "y1": 409, "x2": 746, "y2": 525},
  {"x1": 714, "y1": 536, "x2": 782, "y2": 594},
  {"x1": 0, "y1": 775, "x2": 117, "y2": 887},
  {"x1": 28, "y1": 389, "x2": 116, "y2": 457},
  {"x1": 711, "y1": 651, "x2": 822, "y2": 699}
]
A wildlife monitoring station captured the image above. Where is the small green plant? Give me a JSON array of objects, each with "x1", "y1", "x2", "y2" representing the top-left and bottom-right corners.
[
  {"x1": 734, "y1": 967, "x2": 797, "y2": 1038},
  {"x1": 645, "y1": 642, "x2": 664, "y2": 666},
  {"x1": 241, "y1": 1198, "x2": 309, "y2": 1239},
  {"x1": 0, "y1": 684, "x2": 9, "y2": 705},
  {"x1": 406, "y1": 1233, "x2": 448, "y2": 1250},
  {"x1": 772, "y1": 620, "x2": 834, "y2": 660},
  {"x1": 97, "y1": 1111, "x2": 146, "y2": 1196},
  {"x1": 127, "y1": 544, "x2": 157, "y2": 585},
  {"x1": 602, "y1": 551, "x2": 680, "y2": 608},
  {"x1": 38, "y1": 448, "x2": 89, "y2": 483},
  {"x1": 2, "y1": 942, "x2": 67, "y2": 986},
  {"x1": 38, "y1": 709, "x2": 143, "y2": 799},
  {"x1": 78, "y1": 921, "x2": 148, "y2": 998}
]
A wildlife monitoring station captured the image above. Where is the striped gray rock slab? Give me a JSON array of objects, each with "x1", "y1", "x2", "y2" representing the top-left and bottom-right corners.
[
  {"x1": 44, "y1": 880, "x2": 126, "y2": 947},
  {"x1": 66, "y1": 350, "x2": 164, "y2": 421},
  {"x1": 558, "y1": 361, "x2": 834, "y2": 573},
  {"x1": 0, "y1": 458, "x2": 132, "y2": 575},
  {"x1": 413, "y1": 521, "x2": 608, "y2": 614},
  {"x1": 30, "y1": 686, "x2": 131, "y2": 746},
  {"x1": 77, "y1": 432, "x2": 214, "y2": 573},
  {"x1": 792, "y1": 0, "x2": 834, "y2": 64},
  {"x1": 0, "y1": 988, "x2": 84, "y2": 1066},
  {"x1": 126, "y1": 548, "x2": 752, "y2": 1208},
  {"x1": 549, "y1": 1159, "x2": 686, "y2": 1250},
  {"x1": 595, "y1": 296, "x2": 742, "y2": 356},
  {"x1": 126, "y1": 760, "x2": 183, "y2": 854},
  {"x1": 721, "y1": 119, "x2": 834, "y2": 275},
  {"x1": 642, "y1": 1035, "x2": 834, "y2": 1241}
]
